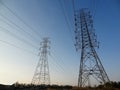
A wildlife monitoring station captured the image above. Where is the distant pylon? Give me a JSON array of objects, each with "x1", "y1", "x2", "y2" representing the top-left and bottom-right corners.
[
  {"x1": 31, "y1": 37, "x2": 50, "y2": 85},
  {"x1": 74, "y1": 8, "x2": 110, "y2": 87}
]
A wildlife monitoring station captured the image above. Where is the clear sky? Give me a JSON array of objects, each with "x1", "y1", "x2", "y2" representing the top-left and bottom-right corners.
[{"x1": 0, "y1": 0, "x2": 120, "y2": 86}]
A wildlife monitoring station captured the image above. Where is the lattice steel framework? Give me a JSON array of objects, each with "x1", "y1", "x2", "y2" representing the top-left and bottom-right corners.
[
  {"x1": 74, "y1": 9, "x2": 110, "y2": 87},
  {"x1": 31, "y1": 37, "x2": 50, "y2": 85}
]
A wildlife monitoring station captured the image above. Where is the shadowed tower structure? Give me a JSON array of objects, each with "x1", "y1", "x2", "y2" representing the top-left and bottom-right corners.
[
  {"x1": 32, "y1": 37, "x2": 50, "y2": 85},
  {"x1": 74, "y1": 9, "x2": 110, "y2": 87}
]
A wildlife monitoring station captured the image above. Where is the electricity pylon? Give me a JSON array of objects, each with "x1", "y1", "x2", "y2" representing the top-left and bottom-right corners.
[
  {"x1": 74, "y1": 9, "x2": 110, "y2": 87},
  {"x1": 31, "y1": 37, "x2": 50, "y2": 85}
]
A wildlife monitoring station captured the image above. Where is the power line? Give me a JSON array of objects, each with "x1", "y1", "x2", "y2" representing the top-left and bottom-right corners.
[
  {"x1": 0, "y1": 26, "x2": 38, "y2": 49},
  {"x1": 58, "y1": 0, "x2": 74, "y2": 44},
  {"x1": 0, "y1": 13, "x2": 39, "y2": 42},
  {"x1": 0, "y1": 1, "x2": 42, "y2": 39},
  {"x1": 49, "y1": 53, "x2": 65, "y2": 73},
  {"x1": 63, "y1": 0, "x2": 75, "y2": 34},
  {"x1": 92, "y1": 0, "x2": 98, "y2": 20},
  {"x1": 0, "y1": 18, "x2": 38, "y2": 44},
  {"x1": 72, "y1": 0, "x2": 75, "y2": 13},
  {"x1": 0, "y1": 39, "x2": 37, "y2": 55}
]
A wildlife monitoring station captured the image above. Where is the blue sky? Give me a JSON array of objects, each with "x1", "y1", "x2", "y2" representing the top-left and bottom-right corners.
[{"x1": 0, "y1": 0, "x2": 120, "y2": 86}]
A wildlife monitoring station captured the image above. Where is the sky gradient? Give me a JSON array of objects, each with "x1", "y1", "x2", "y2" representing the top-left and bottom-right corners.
[{"x1": 0, "y1": 0, "x2": 120, "y2": 86}]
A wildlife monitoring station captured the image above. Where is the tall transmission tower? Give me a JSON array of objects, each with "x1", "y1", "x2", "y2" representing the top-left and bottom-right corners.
[
  {"x1": 31, "y1": 37, "x2": 50, "y2": 85},
  {"x1": 74, "y1": 8, "x2": 110, "y2": 87}
]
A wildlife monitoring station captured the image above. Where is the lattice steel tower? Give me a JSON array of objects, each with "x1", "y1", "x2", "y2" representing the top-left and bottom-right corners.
[
  {"x1": 74, "y1": 9, "x2": 110, "y2": 87},
  {"x1": 32, "y1": 37, "x2": 50, "y2": 85}
]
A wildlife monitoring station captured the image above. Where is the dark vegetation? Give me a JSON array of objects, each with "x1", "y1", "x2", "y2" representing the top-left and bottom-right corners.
[
  {"x1": 0, "y1": 81, "x2": 120, "y2": 90},
  {"x1": 73, "y1": 81, "x2": 120, "y2": 90},
  {"x1": 0, "y1": 82, "x2": 72, "y2": 90}
]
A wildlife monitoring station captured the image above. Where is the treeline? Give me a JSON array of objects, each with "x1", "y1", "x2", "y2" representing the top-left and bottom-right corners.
[
  {"x1": 0, "y1": 82, "x2": 72, "y2": 90},
  {"x1": 13, "y1": 82, "x2": 72, "y2": 89},
  {"x1": 1, "y1": 81, "x2": 120, "y2": 90},
  {"x1": 97, "y1": 81, "x2": 120, "y2": 88},
  {"x1": 72, "y1": 81, "x2": 120, "y2": 90}
]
